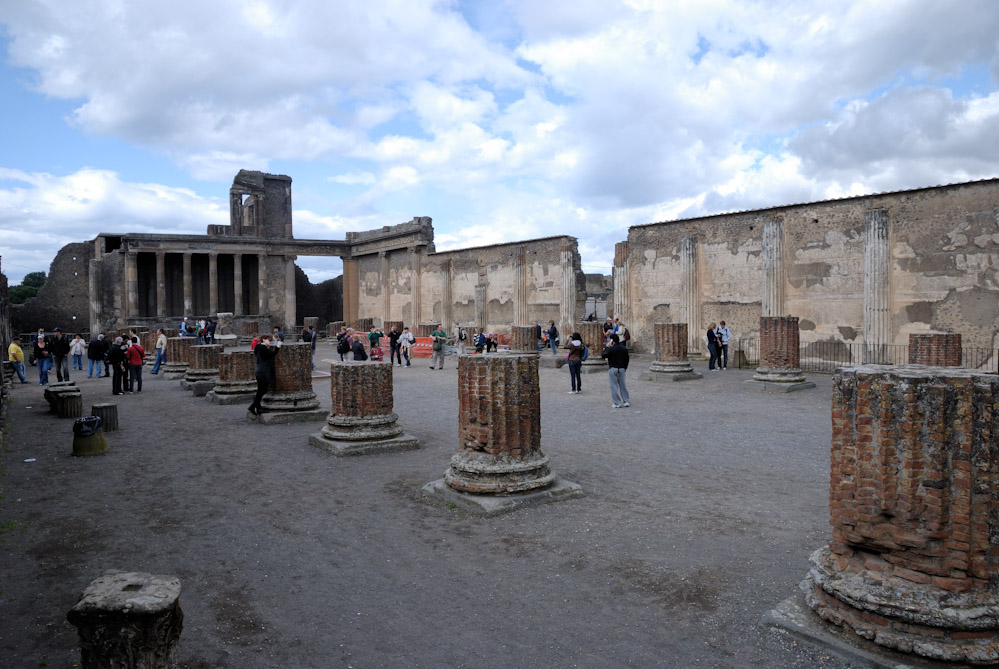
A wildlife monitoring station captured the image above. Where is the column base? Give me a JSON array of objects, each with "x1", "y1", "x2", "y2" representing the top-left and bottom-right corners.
[
  {"x1": 161, "y1": 363, "x2": 189, "y2": 380},
  {"x1": 580, "y1": 361, "x2": 608, "y2": 374},
  {"x1": 421, "y1": 477, "x2": 583, "y2": 516},
  {"x1": 180, "y1": 379, "x2": 217, "y2": 397},
  {"x1": 248, "y1": 408, "x2": 328, "y2": 425},
  {"x1": 745, "y1": 378, "x2": 816, "y2": 393},
  {"x1": 205, "y1": 390, "x2": 255, "y2": 405},
  {"x1": 752, "y1": 366, "x2": 807, "y2": 383},
  {"x1": 261, "y1": 391, "x2": 320, "y2": 413},
  {"x1": 641, "y1": 362, "x2": 702, "y2": 382},
  {"x1": 308, "y1": 432, "x2": 420, "y2": 457},
  {"x1": 445, "y1": 450, "x2": 555, "y2": 494}
]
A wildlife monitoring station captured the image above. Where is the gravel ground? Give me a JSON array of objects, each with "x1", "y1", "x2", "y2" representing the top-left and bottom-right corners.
[{"x1": 0, "y1": 344, "x2": 871, "y2": 668}]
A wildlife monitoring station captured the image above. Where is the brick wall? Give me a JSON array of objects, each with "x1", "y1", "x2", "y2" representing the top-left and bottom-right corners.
[
  {"x1": 759, "y1": 316, "x2": 800, "y2": 369},
  {"x1": 908, "y1": 333, "x2": 962, "y2": 366}
]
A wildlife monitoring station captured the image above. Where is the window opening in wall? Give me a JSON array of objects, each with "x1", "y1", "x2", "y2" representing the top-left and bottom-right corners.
[{"x1": 105, "y1": 236, "x2": 122, "y2": 253}]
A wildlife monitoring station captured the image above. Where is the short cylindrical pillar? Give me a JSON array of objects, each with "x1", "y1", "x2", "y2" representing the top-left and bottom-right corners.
[
  {"x1": 805, "y1": 365, "x2": 999, "y2": 663},
  {"x1": 207, "y1": 350, "x2": 257, "y2": 404},
  {"x1": 509, "y1": 325, "x2": 538, "y2": 353},
  {"x1": 909, "y1": 333, "x2": 962, "y2": 366},
  {"x1": 327, "y1": 321, "x2": 345, "y2": 338},
  {"x1": 649, "y1": 323, "x2": 695, "y2": 375},
  {"x1": 309, "y1": 361, "x2": 419, "y2": 456},
  {"x1": 141, "y1": 331, "x2": 157, "y2": 363},
  {"x1": 58, "y1": 393, "x2": 83, "y2": 419},
  {"x1": 262, "y1": 342, "x2": 320, "y2": 412},
  {"x1": 67, "y1": 572, "x2": 183, "y2": 669},
  {"x1": 753, "y1": 316, "x2": 805, "y2": 383},
  {"x1": 163, "y1": 337, "x2": 196, "y2": 378},
  {"x1": 445, "y1": 354, "x2": 554, "y2": 493},
  {"x1": 185, "y1": 345, "x2": 222, "y2": 382},
  {"x1": 91, "y1": 403, "x2": 119, "y2": 432},
  {"x1": 576, "y1": 322, "x2": 607, "y2": 368}
]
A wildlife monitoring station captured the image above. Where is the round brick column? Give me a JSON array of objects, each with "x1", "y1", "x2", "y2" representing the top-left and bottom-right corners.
[
  {"x1": 445, "y1": 354, "x2": 555, "y2": 493},
  {"x1": 416, "y1": 323, "x2": 436, "y2": 338},
  {"x1": 261, "y1": 342, "x2": 320, "y2": 412},
  {"x1": 753, "y1": 316, "x2": 805, "y2": 383},
  {"x1": 141, "y1": 331, "x2": 157, "y2": 363},
  {"x1": 185, "y1": 345, "x2": 221, "y2": 381},
  {"x1": 576, "y1": 322, "x2": 607, "y2": 368},
  {"x1": 163, "y1": 337, "x2": 196, "y2": 378},
  {"x1": 327, "y1": 321, "x2": 345, "y2": 338},
  {"x1": 909, "y1": 333, "x2": 962, "y2": 366},
  {"x1": 212, "y1": 351, "x2": 257, "y2": 396},
  {"x1": 805, "y1": 365, "x2": 999, "y2": 663},
  {"x1": 649, "y1": 323, "x2": 694, "y2": 374},
  {"x1": 309, "y1": 361, "x2": 419, "y2": 456},
  {"x1": 382, "y1": 320, "x2": 403, "y2": 333},
  {"x1": 509, "y1": 325, "x2": 538, "y2": 353}
]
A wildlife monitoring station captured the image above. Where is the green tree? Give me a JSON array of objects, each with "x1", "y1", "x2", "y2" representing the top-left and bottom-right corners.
[{"x1": 9, "y1": 271, "x2": 45, "y2": 304}]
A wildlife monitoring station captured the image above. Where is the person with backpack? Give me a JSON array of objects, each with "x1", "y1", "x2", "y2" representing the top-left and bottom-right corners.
[
  {"x1": 388, "y1": 325, "x2": 403, "y2": 366},
  {"x1": 430, "y1": 324, "x2": 447, "y2": 370},
  {"x1": 453, "y1": 322, "x2": 467, "y2": 360},
  {"x1": 336, "y1": 326, "x2": 351, "y2": 361},
  {"x1": 546, "y1": 320, "x2": 559, "y2": 356},
  {"x1": 565, "y1": 332, "x2": 587, "y2": 394},
  {"x1": 399, "y1": 327, "x2": 415, "y2": 367},
  {"x1": 124, "y1": 336, "x2": 145, "y2": 393}
]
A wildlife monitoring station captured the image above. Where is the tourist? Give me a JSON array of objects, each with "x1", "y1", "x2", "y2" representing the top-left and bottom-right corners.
[
  {"x1": 336, "y1": 326, "x2": 351, "y2": 361},
  {"x1": 151, "y1": 328, "x2": 167, "y2": 374},
  {"x1": 367, "y1": 326, "x2": 384, "y2": 351},
  {"x1": 601, "y1": 333, "x2": 630, "y2": 408},
  {"x1": 453, "y1": 321, "x2": 467, "y2": 361},
  {"x1": 107, "y1": 337, "x2": 127, "y2": 395},
  {"x1": 388, "y1": 324, "x2": 403, "y2": 366},
  {"x1": 430, "y1": 324, "x2": 447, "y2": 370},
  {"x1": 617, "y1": 322, "x2": 631, "y2": 349},
  {"x1": 474, "y1": 330, "x2": 487, "y2": 353},
  {"x1": 546, "y1": 320, "x2": 559, "y2": 356},
  {"x1": 588, "y1": 312, "x2": 596, "y2": 321},
  {"x1": 301, "y1": 325, "x2": 316, "y2": 369},
  {"x1": 716, "y1": 321, "x2": 731, "y2": 370},
  {"x1": 178, "y1": 316, "x2": 189, "y2": 335},
  {"x1": 486, "y1": 333, "x2": 498, "y2": 353},
  {"x1": 70, "y1": 333, "x2": 86, "y2": 370},
  {"x1": 125, "y1": 336, "x2": 145, "y2": 393},
  {"x1": 206, "y1": 318, "x2": 217, "y2": 344},
  {"x1": 603, "y1": 317, "x2": 614, "y2": 334},
  {"x1": 248, "y1": 333, "x2": 281, "y2": 415},
  {"x1": 706, "y1": 322, "x2": 721, "y2": 371},
  {"x1": 272, "y1": 325, "x2": 284, "y2": 342},
  {"x1": 49, "y1": 328, "x2": 71, "y2": 382},
  {"x1": 399, "y1": 326, "x2": 414, "y2": 367},
  {"x1": 8, "y1": 336, "x2": 26, "y2": 383},
  {"x1": 534, "y1": 321, "x2": 543, "y2": 351},
  {"x1": 350, "y1": 337, "x2": 368, "y2": 361},
  {"x1": 33, "y1": 336, "x2": 51, "y2": 385},
  {"x1": 86, "y1": 333, "x2": 106, "y2": 378},
  {"x1": 566, "y1": 332, "x2": 586, "y2": 394},
  {"x1": 196, "y1": 319, "x2": 206, "y2": 344}
]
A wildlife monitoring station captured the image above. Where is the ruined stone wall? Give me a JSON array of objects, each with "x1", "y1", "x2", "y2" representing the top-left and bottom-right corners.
[
  {"x1": 624, "y1": 179, "x2": 999, "y2": 353},
  {"x1": 12, "y1": 242, "x2": 94, "y2": 334},
  {"x1": 295, "y1": 267, "x2": 341, "y2": 330}
]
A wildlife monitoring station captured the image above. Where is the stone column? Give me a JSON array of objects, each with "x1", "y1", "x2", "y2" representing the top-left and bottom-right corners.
[
  {"x1": 124, "y1": 251, "x2": 138, "y2": 320},
  {"x1": 474, "y1": 284, "x2": 487, "y2": 330},
  {"x1": 182, "y1": 252, "x2": 192, "y2": 317},
  {"x1": 750, "y1": 316, "x2": 814, "y2": 390},
  {"x1": 510, "y1": 325, "x2": 538, "y2": 353},
  {"x1": 380, "y1": 251, "x2": 391, "y2": 326},
  {"x1": 560, "y1": 239, "x2": 576, "y2": 335},
  {"x1": 864, "y1": 208, "x2": 891, "y2": 363},
  {"x1": 254, "y1": 342, "x2": 325, "y2": 424},
  {"x1": 88, "y1": 262, "x2": 103, "y2": 335},
  {"x1": 327, "y1": 321, "x2": 345, "y2": 338},
  {"x1": 309, "y1": 361, "x2": 419, "y2": 456},
  {"x1": 257, "y1": 253, "x2": 268, "y2": 316},
  {"x1": 208, "y1": 252, "x2": 218, "y2": 316},
  {"x1": 182, "y1": 344, "x2": 221, "y2": 396},
  {"x1": 441, "y1": 260, "x2": 453, "y2": 330},
  {"x1": 409, "y1": 247, "x2": 423, "y2": 326},
  {"x1": 514, "y1": 247, "x2": 528, "y2": 326},
  {"x1": 284, "y1": 255, "x2": 296, "y2": 334},
  {"x1": 577, "y1": 321, "x2": 606, "y2": 371},
  {"x1": 679, "y1": 235, "x2": 700, "y2": 354},
  {"x1": 642, "y1": 323, "x2": 701, "y2": 382},
  {"x1": 613, "y1": 241, "x2": 630, "y2": 328},
  {"x1": 422, "y1": 354, "x2": 582, "y2": 514},
  {"x1": 909, "y1": 333, "x2": 962, "y2": 366},
  {"x1": 206, "y1": 350, "x2": 257, "y2": 404},
  {"x1": 761, "y1": 215, "x2": 784, "y2": 317},
  {"x1": 163, "y1": 337, "x2": 196, "y2": 379},
  {"x1": 233, "y1": 253, "x2": 243, "y2": 316},
  {"x1": 67, "y1": 572, "x2": 182, "y2": 669},
  {"x1": 342, "y1": 258, "x2": 359, "y2": 323},
  {"x1": 805, "y1": 365, "x2": 999, "y2": 664},
  {"x1": 156, "y1": 251, "x2": 166, "y2": 317}
]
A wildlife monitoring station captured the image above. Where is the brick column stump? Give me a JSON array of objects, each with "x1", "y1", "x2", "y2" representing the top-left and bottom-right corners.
[
  {"x1": 162, "y1": 337, "x2": 195, "y2": 379},
  {"x1": 748, "y1": 316, "x2": 815, "y2": 392},
  {"x1": 327, "y1": 321, "x2": 345, "y2": 339},
  {"x1": 509, "y1": 325, "x2": 539, "y2": 354},
  {"x1": 67, "y1": 572, "x2": 183, "y2": 669},
  {"x1": 641, "y1": 323, "x2": 702, "y2": 382},
  {"x1": 909, "y1": 332, "x2": 962, "y2": 366},
  {"x1": 422, "y1": 354, "x2": 583, "y2": 515},
  {"x1": 799, "y1": 365, "x2": 999, "y2": 664},
  {"x1": 253, "y1": 342, "x2": 326, "y2": 424},
  {"x1": 206, "y1": 350, "x2": 257, "y2": 405},
  {"x1": 416, "y1": 323, "x2": 437, "y2": 338},
  {"x1": 141, "y1": 331, "x2": 157, "y2": 364},
  {"x1": 576, "y1": 321, "x2": 607, "y2": 373},
  {"x1": 308, "y1": 361, "x2": 419, "y2": 456},
  {"x1": 181, "y1": 345, "x2": 222, "y2": 396}
]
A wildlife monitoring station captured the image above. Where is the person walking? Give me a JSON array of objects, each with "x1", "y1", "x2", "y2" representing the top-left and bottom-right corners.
[
  {"x1": 151, "y1": 328, "x2": 168, "y2": 374},
  {"x1": 70, "y1": 333, "x2": 86, "y2": 370},
  {"x1": 86, "y1": 333, "x2": 106, "y2": 378},
  {"x1": 124, "y1": 336, "x2": 145, "y2": 393},
  {"x1": 546, "y1": 320, "x2": 559, "y2": 356},
  {"x1": 566, "y1": 332, "x2": 585, "y2": 394},
  {"x1": 107, "y1": 337, "x2": 127, "y2": 395},
  {"x1": 430, "y1": 324, "x2": 447, "y2": 370},
  {"x1": 399, "y1": 327, "x2": 414, "y2": 367},
  {"x1": 452, "y1": 322, "x2": 467, "y2": 361},
  {"x1": 33, "y1": 336, "x2": 51, "y2": 385},
  {"x1": 706, "y1": 322, "x2": 721, "y2": 371},
  {"x1": 388, "y1": 325, "x2": 403, "y2": 366},
  {"x1": 716, "y1": 321, "x2": 731, "y2": 370},
  {"x1": 248, "y1": 334, "x2": 281, "y2": 415},
  {"x1": 601, "y1": 333, "x2": 630, "y2": 408},
  {"x1": 8, "y1": 336, "x2": 26, "y2": 383},
  {"x1": 50, "y1": 328, "x2": 71, "y2": 382}
]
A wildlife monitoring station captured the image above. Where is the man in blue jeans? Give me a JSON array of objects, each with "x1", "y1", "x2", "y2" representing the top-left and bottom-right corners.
[
  {"x1": 716, "y1": 320, "x2": 732, "y2": 370},
  {"x1": 601, "y1": 333, "x2": 630, "y2": 408}
]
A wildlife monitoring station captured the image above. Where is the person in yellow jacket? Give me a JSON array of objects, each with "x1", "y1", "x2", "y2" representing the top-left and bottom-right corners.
[{"x1": 8, "y1": 336, "x2": 26, "y2": 383}]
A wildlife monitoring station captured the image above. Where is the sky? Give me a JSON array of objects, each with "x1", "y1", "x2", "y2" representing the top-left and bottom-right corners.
[{"x1": 1, "y1": 0, "x2": 998, "y2": 285}]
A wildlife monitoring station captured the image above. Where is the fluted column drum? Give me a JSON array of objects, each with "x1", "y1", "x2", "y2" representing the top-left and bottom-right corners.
[
  {"x1": 261, "y1": 342, "x2": 319, "y2": 412},
  {"x1": 576, "y1": 322, "x2": 606, "y2": 368},
  {"x1": 649, "y1": 323, "x2": 694, "y2": 374},
  {"x1": 753, "y1": 316, "x2": 805, "y2": 383},
  {"x1": 509, "y1": 325, "x2": 538, "y2": 353},
  {"x1": 163, "y1": 337, "x2": 196, "y2": 378},
  {"x1": 185, "y1": 345, "x2": 221, "y2": 382},
  {"x1": 213, "y1": 351, "x2": 257, "y2": 396}
]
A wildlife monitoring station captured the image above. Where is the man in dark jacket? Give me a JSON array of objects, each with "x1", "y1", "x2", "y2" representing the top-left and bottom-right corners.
[
  {"x1": 601, "y1": 333, "x2": 630, "y2": 408},
  {"x1": 87, "y1": 334, "x2": 107, "y2": 378},
  {"x1": 106, "y1": 337, "x2": 128, "y2": 395},
  {"x1": 248, "y1": 334, "x2": 281, "y2": 416},
  {"x1": 49, "y1": 328, "x2": 71, "y2": 382}
]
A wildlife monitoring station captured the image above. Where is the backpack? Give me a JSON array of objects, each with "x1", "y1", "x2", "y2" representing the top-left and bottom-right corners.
[
  {"x1": 623, "y1": 328, "x2": 630, "y2": 341},
  {"x1": 581, "y1": 345, "x2": 589, "y2": 362},
  {"x1": 458, "y1": 328, "x2": 466, "y2": 341}
]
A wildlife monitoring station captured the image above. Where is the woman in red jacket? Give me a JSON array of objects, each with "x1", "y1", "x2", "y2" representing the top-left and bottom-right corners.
[{"x1": 124, "y1": 337, "x2": 146, "y2": 393}]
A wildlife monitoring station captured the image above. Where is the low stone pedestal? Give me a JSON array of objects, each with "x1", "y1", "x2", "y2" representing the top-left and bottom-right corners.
[
  {"x1": 91, "y1": 403, "x2": 118, "y2": 432},
  {"x1": 801, "y1": 365, "x2": 999, "y2": 664},
  {"x1": 642, "y1": 323, "x2": 702, "y2": 382},
  {"x1": 422, "y1": 354, "x2": 582, "y2": 515},
  {"x1": 45, "y1": 383, "x2": 81, "y2": 414},
  {"x1": 58, "y1": 393, "x2": 83, "y2": 418},
  {"x1": 309, "y1": 361, "x2": 418, "y2": 456},
  {"x1": 67, "y1": 571, "x2": 183, "y2": 669},
  {"x1": 162, "y1": 337, "x2": 195, "y2": 379},
  {"x1": 206, "y1": 350, "x2": 256, "y2": 405},
  {"x1": 748, "y1": 316, "x2": 814, "y2": 392},
  {"x1": 251, "y1": 343, "x2": 326, "y2": 424}
]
